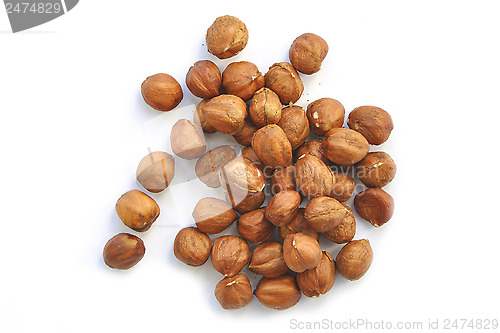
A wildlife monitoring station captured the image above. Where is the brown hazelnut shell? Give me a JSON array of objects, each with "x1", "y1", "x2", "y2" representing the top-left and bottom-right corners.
[
  {"x1": 323, "y1": 204, "x2": 356, "y2": 244},
  {"x1": 354, "y1": 187, "x2": 394, "y2": 227},
  {"x1": 249, "y1": 87, "x2": 282, "y2": 128},
  {"x1": 295, "y1": 139, "x2": 330, "y2": 164},
  {"x1": 195, "y1": 145, "x2": 237, "y2": 188},
  {"x1": 270, "y1": 166, "x2": 296, "y2": 195},
  {"x1": 136, "y1": 151, "x2": 175, "y2": 193},
  {"x1": 222, "y1": 61, "x2": 265, "y2": 101},
  {"x1": 192, "y1": 197, "x2": 238, "y2": 234},
  {"x1": 347, "y1": 106, "x2": 394, "y2": 145},
  {"x1": 264, "y1": 62, "x2": 304, "y2": 105},
  {"x1": 170, "y1": 119, "x2": 207, "y2": 160},
  {"x1": 211, "y1": 235, "x2": 250, "y2": 277},
  {"x1": 206, "y1": 15, "x2": 248, "y2": 59},
  {"x1": 219, "y1": 156, "x2": 265, "y2": 195},
  {"x1": 265, "y1": 190, "x2": 301, "y2": 227},
  {"x1": 103, "y1": 233, "x2": 145, "y2": 270},
  {"x1": 203, "y1": 94, "x2": 247, "y2": 135},
  {"x1": 241, "y1": 147, "x2": 273, "y2": 181},
  {"x1": 251, "y1": 124, "x2": 293, "y2": 168},
  {"x1": 254, "y1": 275, "x2": 301, "y2": 310},
  {"x1": 336, "y1": 239, "x2": 373, "y2": 281},
  {"x1": 329, "y1": 173, "x2": 355, "y2": 202},
  {"x1": 322, "y1": 128, "x2": 370, "y2": 165},
  {"x1": 225, "y1": 189, "x2": 265, "y2": 214},
  {"x1": 115, "y1": 190, "x2": 160, "y2": 232},
  {"x1": 173, "y1": 227, "x2": 212, "y2": 267},
  {"x1": 304, "y1": 196, "x2": 347, "y2": 233},
  {"x1": 357, "y1": 152, "x2": 396, "y2": 188},
  {"x1": 185, "y1": 60, "x2": 221, "y2": 99},
  {"x1": 237, "y1": 208, "x2": 275, "y2": 243},
  {"x1": 141, "y1": 73, "x2": 183, "y2": 112},
  {"x1": 249, "y1": 241, "x2": 289, "y2": 278},
  {"x1": 295, "y1": 154, "x2": 335, "y2": 199},
  {"x1": 297, "y1": 251, "x2": 336, "y2": 297},
  {"x1": 289, "y1": 33, "x2": 329, "y2": 75},
  {"x1": 306, "y1": 98, "x2": 345, "y2": 136},
  {"x1": 278, "y1": 105, "x2": 310, "y2": 150},
  {"x1": 278, "y1": 208, "x2": 319, "y2": 241},
  {"x1": 232, "y1": 117, "x2": 257, "y2": 147},
  {"x1": 215, "y1": 274, "x2": 253, "y2": 310},
  {"x1": 283, "y1": 232, "x2": 322, "y2": 273},
  {"x1": 194, "y1": 99, "x2": 217, "y2": 134}
]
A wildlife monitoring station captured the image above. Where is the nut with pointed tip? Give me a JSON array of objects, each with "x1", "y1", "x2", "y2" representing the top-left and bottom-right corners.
[
  {"x1": 295, "y1": 154, "x2": 335, "y2": 199},
  {"x1": 306, "y1": 98, "x2": 345, "y2": 136},
  {"x1": 278, "y1": 105, "x2": 310, "y2": 150},
  {"x1": 265, "y1": 62, "x2": 304, "y2": 105},
  {"x1": 174, "y1": 227, "x2": 211, "y2": 267},
  {"x1": 354, "y1": 188, "x2": 394, "y2": 227},
  {"x1": 206, "y1": 15, "x2": 248, "y2": 59},
  {"x1": 115, "y1": 190, "x2": 160, "y2": 232},
  {"x1": 251, "y1": 124, "x2": 293, "y2": 168},
  {"x1": 329, "y1": 173, "x2": 355, "y2": 202},
  {"x1": 193, "y1": 197, "x2": 237, "y2": 234},
  {"x1": 254, "y1": 275, "x2": 301, "y2": 310},
  {"x1": 297, "y1": 251, "x2": 336, "y2": 297},
  {"x1": 103, "y1": 233, "x2": 145, "y2": 270},
  {"x1": 304, "y1": 196, "x2": 347, "y2": 233},
  {"x1": 136, "y1": 151, "x2": 175, "y2": 193},
  {"x1": 323, "y1": 204, "x2": 356, "y2": 244},
  {"x1": 265, "y1": 190, "x2": 301, "y2": 227},
  {"x1": 237, "y1": 208, "x2": 275, "y2": 243},
  {"x1": 203, "y1": 94, "x2": 248, "y2": 135},
  {"x1": 222, "y1": 61, "x2": 265, "y2": 101},
  {"x1": 323, "y1": 128, "x2": 370, "y2": 165},
  {"x1": 283, "y1": 232, "x2": 322, "y2": 273},
  {"x1": 211, "y1": 235, "x2": 250, "y2": 277},
  {"x1": 186, "y1": 60, "x2": 221, "y2": 99},
  {"x1": 141, "y1": 73, "x2": 183, "y2": 111},
  {"x1": 195, "y1": 145, "x2": 236, "y2": 188},
  {"x1": 170, "y1": 119, "x2": 207, "y2": 160},
  {"x1": 278, "y1": 208, "x2": 319, "y2": 241},
  {"x1": 289, "y1": 33, "x2": 329, "y2": 75},
  {"x1": 347, "y1": 106, "x2": 394, "y2": 145},
  {"x1": 357, "y1": 152, "x2": 396, "y2": 188},
  {"x1": 249, "y1": 87, "x2": 282, "y2": 128},
  {"x1": 249, "y1": 241, "x2": 289, "y2": 278},
  {"x1": 336, "y1": 239, "x2": 373, "y2": 281},
  {"x1": 270, "y1": 166, "x2": 296, "y2": 195},
  {"x1": 215, "y1": 274, "x2": 253, "y2": 310}
]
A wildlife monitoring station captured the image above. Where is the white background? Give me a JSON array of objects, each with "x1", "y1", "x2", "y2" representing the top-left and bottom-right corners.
[{"x1": 1, "y1": 1, "x2": 499, "y2": 332}]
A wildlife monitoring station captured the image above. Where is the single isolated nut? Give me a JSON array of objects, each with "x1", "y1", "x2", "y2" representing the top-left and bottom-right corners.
[
  {"x1": 115, "y1": 190, "x2": 160, "y2": 232},
  {"x1": 251, "y1": 124, "x2": 293, "y2": 168},
  {"x1": 336, "y1": 239, "x2": 373, "y2": 281},
  {"x1": 279, "y1": 208, "x2": 319, "y2": 241},
  {"x1": 322, "y1": 128, "x2": 370, "y2": 165},
  {"x1": 206, "y1": 15, "x2": 248, "y2": 59},
  {"x1": 324, "y1": 204, "x2": 356, "y2": 244},
  {"x1": 348, "y1": 106, "x2": 394, "y2": 145},
  {"x1": 237, "y1": 208, "x2": 275, "y2": 243},
  {"x1": 203, "y1": 94, "x2": 247, "y2": 135},
  {"x1": 170, "y1": 119, "x2": 207, "y2": 160},
  {"x1": 211, "y1": 235, "x2": 250, "y2": 277},
  {"x1": 265, "y1": 190, "x2": 301, "y2": 227},
  {"x1": 103, "y1": 233, "x2": 145, "y2": 270},
  {"x1": 357, "y1": 151, "x2": 396, "y2": 188},
  {"x1": 249, "y1": 241, "x2": 289, "y2": 278},
  {"x1": 194, "y1": 99, "x2": 217, "y2": 133},
  {"x1": 354, "y1": 187, "x2": 394, "y2": 227},
  {"x1": 173, "y1": 227, "x2": 212, "y2": 267},
  {"x1": 185, "y1": 60, "x2": 221, "y2": 99},
  {"x1": 222, "y1": 61, "x2": 265, "y2": 101},
  {"x1": 215, "y1": 274, "x2": 253, "y2": 310},
  {"x1": 136, "y1": 151, "x2": 175, "y2": 193},
  {"x1": 295, "y1": 154, "x2": 335, "y2": 199},
  {"x1": 329, "y1": 173, "x2": 355, "y2": 202},
  {"x1": 193, "y1": 197, "x2": 238, "y2": 234},
  {"x1": 195, "y1": 145, "x2": 236, "y2": 188},
  {"x1": 232, "y1": 117, "x2": 257, "y2": 146},
  {"x1": 270, "y1": 166, "x2": 296, "y2": 195},
  {"x1": 306, "y1": 98, "x2": 345, "y2": 136},
  {"x1": 265, "y1": 62, "x2": 304, "y2": 105},
  {"x1": 249, "y1": 87, "x2": 282, "y2": 128},
  {"x1": 141, "y1": 73, "x2": 183, "y2": 111},
  {"x1": 289, "y1": 33, "x2": 329, "y2": 75},
  {"x1": 283, "y1": 233, "x2": 322, "y2": 273},
  {"x1": 278, "y1": 105, "x2": 310, "y2": 150},
  {"x1": 254, "y1": 275, "x2": 301, "y2": 310},
  {"x1": 297, "y1": 251, "x2": 336, "y2": 297},
  {"x1": 295, "y1": 139, "x2": 329, "y2": 164},
  {"x1": 304, "y1": 196, "x2": 347, "y2": 233}
]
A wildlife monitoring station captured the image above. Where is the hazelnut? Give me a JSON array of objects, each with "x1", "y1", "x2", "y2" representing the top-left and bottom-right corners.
[
  {"x1": 232, "y1": 117, "x2": 257, "y2": 146},
  {"x1": 322, "y1": 128, "x2": 370, "y2": 165},
  {"x1": 278, "y1": 208, "x2": 319, "y2": 241},
  {"x1": 289, "y1": 33, "x2": 328, "y2": 75},
  {"x1": 254, "y1": 275, "x2": 301, "y2": 310},
  {"x1": 304, "y1": 196, "x2": 347, "y2": 233},
  {"x1": 336, "y1": 239, "x2": 373, "y2": 281},
  {"x1": 265, "y1": 189, "x2": 302, "y2": 227},
  {"x1": 194, "y1": 99, "x2": 217, "y2": 134},
  {"x1": 278, "y1": 105, "x2": 310, "y2": 150},
  {"x1": 206, "y1": 15, "x2": 248, "y2": 59},
  {"x1": 174, "y1": 227, "x2": 211, "y2": 267},
  {"x1": 347, "y1": 106, "x2": 394, "y2": 145},
  {"x1": 141, "y1": 73, "x2": 183, "y2": 112},
  {"x1": 296, "y1": 251, "x2": 336, "y2": 297},
  {"x1": 295, "y1": 154, "x2": 335, "y2": 199},
  {"x1": 357, "y1": 151, "x2": 396, "y2": 188},
  {"x1": 283, "y1": 233, "x2": 322, "y2": 273},
  {"x1": 170, "y1": 119, "x2": 207, "y2": 160},
  {"x1": 225, "y1": 188, "x2": 265, "y2": 214},
  {"x1": 195, "y1": 145, "x2": 236, "y2": 188},
  {"x1": 237, "y1": 208, "x2": 275, "y2": 243},
  {"x1": 185, "y1": 60, "x2": 221, "y2": 99},
  {"x1": 354, "y1": 187, "x2": 394, "y2": 227},
  {"x1": 219, "y1": 156, "x2": 265, "y2": 195},
  {"x1": 222, "y1": 61, "x2": 265, "y2": 101},
  {"x1": 251, "y1": 124, "x2": 293, "y2": 168},
  {"x1": 211, "y1": 235, "x2": 250, "y2": 277},
  {"x1": 249, "y1": 87, "x2": 282, "y2": 128},
  {"x1": 295, "y1": 139, "x2": 329, "y2": 164},
  {"x1": 241, "y1": 146, "x2": 273, "y2": 180},
  {"x1": 323, "y1": 204, "x2": 356, "y2": 244},
  {"x1": 270, "y1": 166, "x2": 296, "y2": 195},
  {"x1": 192, "y1": 197, "x2": 238, "y2": 234},
  {"x1": 203, "y1": 94, "x2": 247, "y2": 135},
  {"x1": 136, "y1": 151, "x2": 175, "y2": 193},
  {"x1": 329, "y1": 173, "x2": 355, "y2": 202},
  {"x1": 265, "y1": 62, "x2": 304, "y2": 104},
  {"x1": 249, "y1": 241, "x2": 289, "y2": 278},
  {"x1": 306, "y1": 98, "x2": 345, "y2": 136},
  {"x1": 103, "y1": 233, "x2": 145, "y2": 270},
  {"x1": 215, "y1": 274, "x2": 253, "y2": 310},
  {"x1": 115, "y1": 190, "x2": 160, "y2": 232}
]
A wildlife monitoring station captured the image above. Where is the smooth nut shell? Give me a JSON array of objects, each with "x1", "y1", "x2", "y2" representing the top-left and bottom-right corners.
[
  {"x1": 278, "y1": 105, "x2": 310, "y2": 150},
  {"x1": 329, "y1": 173, "x2": 355, "y2": 202},
  {"x1": 103, "y1": 233, "x2": 145, "y2": 270},
  {"x1": 194, "y1": 99, "x2": 217, "y2": 133},
  {"x1": 195, "y1": 145, "x2": 236, "y2": 188},
  {"x1": 222, "y1": 61, "x2": 265, "y2": 101},
  {"x1": 323, "y1": 128, "x2": 370, "y2": 165},
  {"x1": 354, "y1": 187, "x2": 394, "y2": 227},
  {"x1": 279, "y1": 208, "x2": 319, "y2": 241},
  {"x1": 249, "y1": 241, "x2": 289, "y2": 278},
  {"x1": 297, "y1": 251, "x2": 336, "y2": 297},
  {"x1": 336, "y1": 239, "x2": 373, "y2": 281},
  {"x1": 348, "y1": 106, "x2": 394, "y2": 145},
  {"x1": 136, "y1": 151, "x2": 175, "y2": 193},
  {"x1": 249, "y1": 87, "x2": 282, "y2": 128},
  {"x1": 211, "y1": 235, "x2": 250, "y2": 277},
  {"x1": 304, "y1": 196, "x2": 347, "y2": 232},
  {"x1": 237, "y1": 208, "x2": 275, "y2": 243},
  {"x1": 357, "y1": 152, "x2": 396, "y2": 188},
  {"x1": 324, "y1": 204, "x2": 356, "y2": 244},
  {"x1": 115, "y1": 190, "x2": 160, "y2": 232},
  {"x1": 174, "y1": 227, "x2": 211, "y2": 266},
  {"x1": 186, "y1": 60, "x2": 221, "y2": 99},
  {"x1": 251, "y1": 124, "x2": 293, "y2": 168},
  {"x1": 141, "y1": 73, "x2": 183, "y2": 112},
  {"x1": 203, "y1": 95, "x2": 247, "y2": 135},
  {"x1": 295, "y1": 139, "x2": 329, "y2": 164},
  {"x1": 254, "y1": 275, "x2": 301, "y2": 310},
  {"x1": 306, "y1": 98, "x2": 345, "y2": 136},
  {"x1": 265, "y1": 62, "x2": 304, "y2": 105},
  {"x1": 295, "y1": 154, "x2": 335, "y2": 199},
  {"x1": 170, "y1": 119, "x2": 207, "y2": 159},
  {"x1": 283, "y1": 233, "x2": 322, "y2": 273},
  {"x1": 270, "y1": 166, "x2": 296, "y2": 195},
  {"x1": 215, "y1": 274, "x2": 253, "y2": 310},
  {"x1": 265, "y1": 190, "x2": 301, "y2": 227},
  {"x1": 193, "y1": 197, "x2": 238, "y2": 234},
  {"x1": 206, "y1": 15, "x2": 248, "y2": 59},
  {"x1": 289, "y1": 33, "x2": 329, "y2": 75}
]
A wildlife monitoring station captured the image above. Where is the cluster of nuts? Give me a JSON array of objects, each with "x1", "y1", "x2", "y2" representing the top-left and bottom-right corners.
[{"x1": 103, "y1": 15, "x2": 396, "y2": 311}]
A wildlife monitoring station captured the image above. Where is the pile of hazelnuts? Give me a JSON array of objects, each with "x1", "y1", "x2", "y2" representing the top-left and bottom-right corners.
[{"x1": 102, "y1": 15, "x2": 396, "y2": 311}]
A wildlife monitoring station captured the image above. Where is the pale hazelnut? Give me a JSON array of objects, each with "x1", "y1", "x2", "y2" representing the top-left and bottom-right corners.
[
  {"x1": 347, "y1": 106, "x2": 393, "y2": 145},
  {"x1": 270, "y1": 166, "x2": 296, "y2": 195},
  {"x1": 249, "y1": 87, "x2": 282, "y2": 128},
  {"x1": 304, "y1": 196, "x2": 347, "y2": 232},
  {"x1": 251, "y1": 124, "x2": 293, "y2": 168},
  {"x1": 225, "y1": 188, "x2": 265, "y2": 214},
  {"x1": 115, "y1": 190, "x2": 160, "y2": 232},
  {"x1": 174, "y1": 227, "x2": 211, "y2": 267},
  {"x1": 193, "y1": 197, "x2": 238, "y2": 234},
  {"x1": 357, "y1": 152, "x2": 396, "y2": 188},
  {"x1": 136, "y1": 151, "x2": 175, "y2": 193},
  {"x1": 336, "y1": 239, "x2": 373, "y2": 281},
  {"x1": 265, "y1": 190, "x2": 301, "y2": 227},
  {"x1": 195, "y1": 145, "x2": 236, "y2": 188},
  {"x1": 306, "y1": 98, "x2": 345, "y2": 136},
  {"x1": 254, "y1": 275, "x2": 301, "y2": 310},
  {"x1": 295, "y1": 154, "x2": 335, "y2": 199},
  {"x1": 219, "y1": 156, "x2": 265, "y2": 195},
  {"x1": 249, "y1": 241, "x2": 289, "y2": 278},
  {"x1": 283, "y1": 233, "x2": 322, "y2": 273},
  {"x1": 222, "y1": 61, "x2": 265, "y2": 101},
  {"x1": 265, "y1": 62, "x2": 304, "y2": 104},
  {"x1": 354, "y1": 187, "x2": 394, "y2": 227},
  {"x1": 278, "y1": 208, "x2": 319, "y2": 241},
  {"x1": 141, "y1": 73, "x2": 183, "y2": 112},
  {"x1": 278, "y1": 105, "x2": 310, "y2": 150},
  {"x1": 323, "y1": 204, "x2": 356, "y2": 244},
  {"x1": 297, "y1": 251, "x2": 336, "y2": 297},
  {"x1": 237, "y1": 208, "x2": 275, "y2": 243},
  {"x1": 215, "y1": 274, "x2": 253, "y2": 310},
  {"x1": 206, "y1": 15, "x2": 248, "y2": 59},
  {"x1": 203, "y1": 94, "x2": 247, "y2": 135},
  {"x1": 241, "y1": 146, "x2": 273, "y2": 180},
  {"x1": 211, "y1": 235, "x2": 250, "y2": 277},
  {"x1": 322, "y1": 128, "x2": 370, "y2": 165},
  {"x1": 329, "y1": 173, "x2": 355, "y2": 202},
  {"x1": 186, "y1": 60, "x2": 221, "y2": 99},
  {"x1": 103, "y1": 233, "x2": 145, "y2": 270},
  {"x1": 170, "y1": 119, "x2": 207, "y2": 159},
  {"x1": 289, "y1": 33, "x2": 328, "y2": 75}
]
